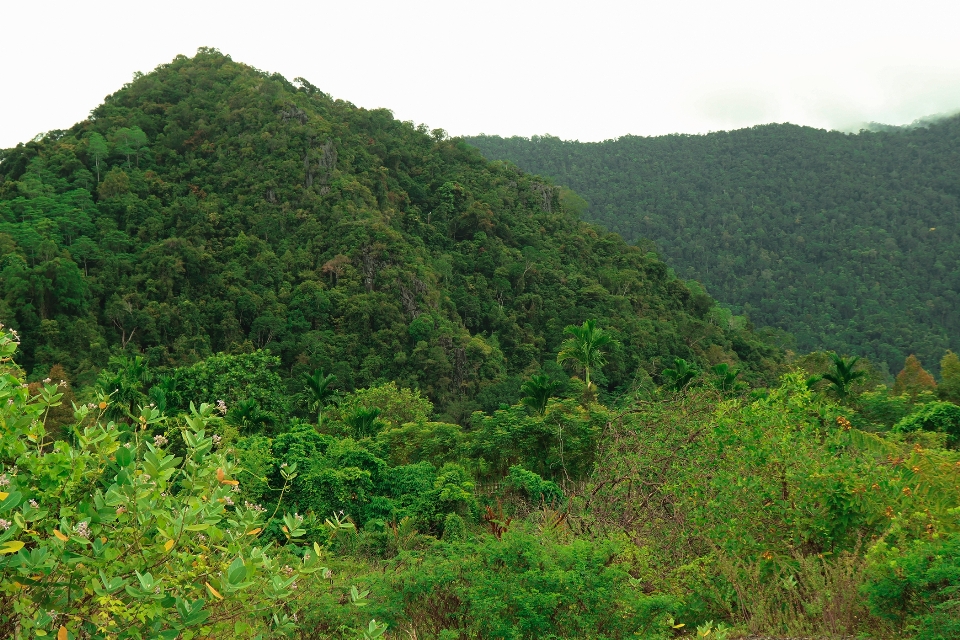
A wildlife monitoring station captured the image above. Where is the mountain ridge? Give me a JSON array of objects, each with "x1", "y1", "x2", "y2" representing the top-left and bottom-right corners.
[
  {"x1": 0, "y1": 49, "x2": 781, "y2": 417},
  {"x1": 467, "y1": 118, "x2": 960, "y2": 375}
]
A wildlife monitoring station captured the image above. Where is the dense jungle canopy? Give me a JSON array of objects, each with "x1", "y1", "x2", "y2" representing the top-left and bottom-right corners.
[
  {"x1": 0, "y1": 49, "x2": 780, "y2": 419},
  {"x1": 2, "y1": 50, "x2": 960, "y2": 640},
  {"x1": 467, "y1": 118, "x2": 960, "y2": 376}
]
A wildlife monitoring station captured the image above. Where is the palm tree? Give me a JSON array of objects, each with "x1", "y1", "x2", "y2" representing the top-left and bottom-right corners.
[
  {"x1": 662, "y1": 357, "x2": 700, "y2": 391},
  {"x1": 303, "y1": 369, "x2": 337, "y2": 426},
  {"x1": 345, "y1": 406, "x2": 383, "y2": 439},
  {"x1": 97, "y1": 355, "x2": 153, "y2": 422},
  {"x1": 710, "y1": 362, "x2": 741, "y2": 393},
  {"x1": 556, "y1": 319, "x2": 618, "y2": 391},
  {"x1": 226, "y1": 398, "x2": 274, "y2": 433},
  {"x1": 822, "y1": 352, "x2": 866, "y2": 400},
  {"x1": 520, "y1": 374, "x2": 562, "y2": 415}
]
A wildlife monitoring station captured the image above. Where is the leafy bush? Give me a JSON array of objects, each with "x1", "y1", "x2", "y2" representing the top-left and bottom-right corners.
[
  {"x1": 175, "y1": 351, "x2": 289, "y2": 432},
  {"x1": 380, "y1": 529, "x2": 679, "y2": 639},
  {"x1": 505, "y1": 465, "x2": 563, "y2": 506},
  {"x1": 0, "y1": 327, "x2": 335, "y2": 638},
  {"x1": 863, "y1": 531, "x2": 960, "y2": 639},
  {"x1": 441, "y1": 514, "x2": 466, "y2": 542},
  {"x1": 894, "y1": 401, "x2": 960, "y2": 448}
]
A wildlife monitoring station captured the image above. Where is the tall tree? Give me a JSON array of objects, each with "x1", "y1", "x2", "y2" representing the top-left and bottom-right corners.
[
  {"x1": 556, "y1": 319, "x2": 617, "y2": 391},
  {"x1": 111, "y1": 127, "x2": 148, "y2": 167},
  {"x1": 303, "y1": 368, "x2": 337, "y2": 426},
  {"x1": 892, "y1": 354, "x2": 938, "y2": 399},
  {"x1": 822, "y1": 353, "x2": 867, "y2": 401},
  {"x1": 87, "y1": 132, "x2": 108, "y2": 182},
  {"x1": 939, "y1": 351, "x2": 960, "y2": 404},
  {"x1": 520, "y1": 373, "x2": 562, "y2": 415}
]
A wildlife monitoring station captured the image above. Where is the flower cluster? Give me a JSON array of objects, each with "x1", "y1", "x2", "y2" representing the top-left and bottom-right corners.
[
  {"x1": 244, "y1": 501, "x2": 267, "y2": 514},
  {"x1": 216, "y1": 399, "x2": 228, "y2": 415},
  {"x1": 74, "y1": 521, "x2": 91, "y2": 538},
  {"x1": 153, "y1": 434, "x2": 169, "y2": 447}
]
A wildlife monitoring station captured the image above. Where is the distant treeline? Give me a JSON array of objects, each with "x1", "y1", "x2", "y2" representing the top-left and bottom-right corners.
[{"x1": 467, "y1": 117, "x2": 960, "y2": 375}]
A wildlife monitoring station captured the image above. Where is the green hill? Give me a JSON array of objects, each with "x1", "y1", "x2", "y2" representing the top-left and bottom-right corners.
[
  {"x1": 466, "y1": 120, "x2": 960, "y2": 375},
  {"x1": 0, "y1": 49, "x2": 779, "y2": 416}
]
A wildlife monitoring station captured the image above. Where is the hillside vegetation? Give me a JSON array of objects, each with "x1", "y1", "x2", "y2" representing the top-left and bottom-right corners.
[
  {"x1": 0, "y1": 49, "x2": 779, "y2": 418},
  {"x1": 467, "y1": 120, "x2": 960, "y2": 375},
  {"x1": 1, "y1": 51, "x2": 959, "y2": 640}
]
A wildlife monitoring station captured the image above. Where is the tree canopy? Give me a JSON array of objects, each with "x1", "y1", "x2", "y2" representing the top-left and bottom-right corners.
[
  {"x1": 467, "y1": 119, "x2": 960, "y2": 376},
  {"x1": 0, "y1": 49, "x2": 781, "y2": 418}
]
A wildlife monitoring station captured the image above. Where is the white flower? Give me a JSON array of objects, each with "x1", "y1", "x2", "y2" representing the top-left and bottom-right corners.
[
  {"x1": 29, "y1": 499, "x2": 38, "y2": 509},
  {"x1": 0, "y1": 475, "x2": 9, "y2": 488},
  {"x1": 216, "y1": 400, "x2": 228, "y2": 415},
  {"x1": 0, "y1": 519, "x2": 10, "y2": 530},
  {"x1": 73, "y1": 521, "x2": 90, "y2": 538},
  {"x1": 153, "y1": 434, "x2": 168, "y2": 447},
  {"x1": 244, "y1": 501, "x2": 267, "y2": 514}
]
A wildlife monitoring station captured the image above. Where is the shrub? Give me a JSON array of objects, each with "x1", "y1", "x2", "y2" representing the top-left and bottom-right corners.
[
  {"x1": 894, "y1": 401, "x2": 960, "y2": 448},
  {"x1": 505, "y1": 465, "x2": 564, "y2": 506},
  {"x1": 863, "y1": 532, "x2": 960, "y2": 639},
  {"x1": 0, "y1": 326, "x2": 371, "y2": 638},
  {"x1": 441, "y1": 514, "x2": 466, "y2": 542}
]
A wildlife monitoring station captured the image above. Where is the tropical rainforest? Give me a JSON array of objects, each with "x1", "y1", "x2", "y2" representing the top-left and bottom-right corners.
[
  {"x1": 466, "y1": 120, "x2": 960, "y2": 377},
  {"x1": 0, "y1": 49, "x2": 959, "y2": 639}
]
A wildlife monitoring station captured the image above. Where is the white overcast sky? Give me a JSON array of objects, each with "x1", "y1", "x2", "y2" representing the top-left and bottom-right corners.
[{"x1": 3, "y1": 0, "x2": 960, "y2": 149}]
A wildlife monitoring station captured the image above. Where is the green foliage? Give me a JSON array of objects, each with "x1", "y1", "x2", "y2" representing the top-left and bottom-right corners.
[
  {"x1": 939, "y1": 350, "x2": 960, "y2": 404},
  {"x1": 468, "y1": 123, "x2": 960, "y2": 376},
  {"x1": 518, "y1": 373, "x2": 561, "y2": 415},
  {"x1": 661, "y1": 356, "x2": 699, "y2": 391},
  {"x1": 709, "y1": 362, "x2": 741, "y2": 394},
  {"x1": 345, "y1": 406, "x2": 385, "y2": 439},
  {"x1": 378, "y1": 529, "x2": 679, "y2": 639},
  {"x1": 374, "y1": 420, "x2": 464, "y2": 467},
  {"x1": 855, "y1": 387, "x2": 916, "y2": 429},
  {"x1": 0, "y1": 326, "x2": 340, "y2": 638},
  {"x1": 87, "y1": 132, "x2": 108, "y2": 182},
  {"x1": 175, "y1": 351, "x2": 288, "y2": 430},
  {"x1": 331, "y1": 381, "x2": 433, "y2": 429},
  {"x1": 863, "y1": 531, "x2": 960, "y2": 639},
  {"x1": 556, "y1": 319, "x2": 618, "y2": 391},
  {"x1": 441, "y1": 513, "x2": 466, "y2": 542},
  {"x1": 0, "y1": 50, "x2": 780, "y2": 418},
  {"x1": 820, "y1": 352, "x2": 868, "y2": 401},
  {"x1": 586, "y1": 374, "x2": 960, "y2": 634},
  {"x1": 469, "y1": 397, "x2": 606, "y2": 481},
  {"x1": 505, "y1": 464, "x2": 564, "y2": 505},
  {"x1": 894, "y1": 401, "x2": 960, "y2": 447},
  {"x1": 302, "y1": 368, "x2": 337, "y2": 425}
]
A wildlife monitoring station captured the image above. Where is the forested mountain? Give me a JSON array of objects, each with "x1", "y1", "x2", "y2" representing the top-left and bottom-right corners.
[
  {"x1": 2, "y1": 51, "x2": 960, "y2": 640},
  {"x1": 467, "y1": 119, "x2": 960, "y2": 375},
  {"x1": 0, "y1": 49, "x2": 779, "y2": 418}
]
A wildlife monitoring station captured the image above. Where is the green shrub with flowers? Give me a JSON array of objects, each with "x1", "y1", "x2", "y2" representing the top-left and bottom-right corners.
[{"x1": 0, "y1": 324, "x2": 385, "y2": 639}]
